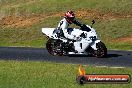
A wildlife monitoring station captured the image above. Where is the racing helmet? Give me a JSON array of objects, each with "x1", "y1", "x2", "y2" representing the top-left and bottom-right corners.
[{"x1": 65, "y1": 11, "x2": 75, "y2": 24}]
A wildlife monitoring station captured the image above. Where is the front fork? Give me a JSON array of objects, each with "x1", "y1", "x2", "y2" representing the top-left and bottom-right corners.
[{"x1": 90, "y1": 40, "x2": 101, "y2": 50}]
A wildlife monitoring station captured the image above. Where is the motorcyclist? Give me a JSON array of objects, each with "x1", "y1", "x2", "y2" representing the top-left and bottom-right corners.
[
  {"x1": 52, "y1": 11, "x2": 93, "y2": 54},
  {"x1": 54, "y1": 10, "x2": 87, "y2": 40}
]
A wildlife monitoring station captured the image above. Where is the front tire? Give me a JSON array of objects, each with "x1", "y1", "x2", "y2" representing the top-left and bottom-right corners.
[{"x1": 92, "y1": 42, "x2": 107, "y2": 58}]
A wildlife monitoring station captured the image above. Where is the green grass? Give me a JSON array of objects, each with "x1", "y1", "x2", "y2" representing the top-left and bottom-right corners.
[
  {"x1": 106, "y1": 42, "x2": 132, "y2": 50},
  {"x1": 95, "y1": 18, "x2": 132, "y2": 39},
  {"x1": 0, "y1": 0, "x2": 132, "y2": 50},
  {"x1": 0, "y1": 0, "x2": 132, "y2": 17},
  {"x1": 0, "y1": 60, "x2": 131, "y2": 88}
]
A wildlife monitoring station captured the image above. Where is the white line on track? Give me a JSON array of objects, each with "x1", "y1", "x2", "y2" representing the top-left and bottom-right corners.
[{"x1": 96, "y1": 66, "x2": 125, "y2": 68}]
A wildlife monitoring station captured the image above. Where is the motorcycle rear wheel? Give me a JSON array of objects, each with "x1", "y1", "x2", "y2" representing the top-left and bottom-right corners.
[{"x1": 46, "y1": 39, "x2": 64, "y2": 56}]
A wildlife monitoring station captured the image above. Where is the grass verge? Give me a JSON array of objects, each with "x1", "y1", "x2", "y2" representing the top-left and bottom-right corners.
[
  {"x1": 0, "y1": 0, "x2": 132, "y2": 17},
  {"x1": 0, "y1": 60, "x2": 131, "y2": 88}
]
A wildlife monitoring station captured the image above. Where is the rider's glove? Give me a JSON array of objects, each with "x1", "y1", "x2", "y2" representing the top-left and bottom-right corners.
[
  {"x1": 53, "y1": 27, "x2": 60, "y2": 34},
  {"x1": 76, "y1": 37, "x2": 82, "y2": 41}
]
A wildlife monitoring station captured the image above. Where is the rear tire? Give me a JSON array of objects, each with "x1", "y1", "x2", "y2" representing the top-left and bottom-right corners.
[
  {"x1": 46, "y1": 39, "x2": 55, "y2": 55},
  {"x1": 46, "y1": 39, "x2": 64, "y2": 56}
]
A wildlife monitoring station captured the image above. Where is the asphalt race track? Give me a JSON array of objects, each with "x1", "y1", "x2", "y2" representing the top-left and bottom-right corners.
[{"x1": 0, "y1": 47, "x2": 132, "y2": 67}]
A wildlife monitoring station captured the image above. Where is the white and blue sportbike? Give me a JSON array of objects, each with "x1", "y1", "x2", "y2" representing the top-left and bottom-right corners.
[{"x1": 42, "y1": 20, "x2": 107, "y2": 57}]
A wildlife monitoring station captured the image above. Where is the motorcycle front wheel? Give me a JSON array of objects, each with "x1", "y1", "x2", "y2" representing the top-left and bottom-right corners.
[{"x1": 92, "y1": 42, "x2": 107, "y2": 58}]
